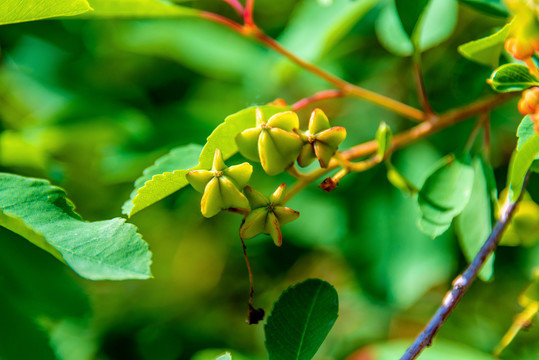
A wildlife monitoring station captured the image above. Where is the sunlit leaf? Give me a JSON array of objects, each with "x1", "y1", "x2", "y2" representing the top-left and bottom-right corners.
[
  {"x1": 127, "y1": 106, "x2": 287, "y2": 217},
  {"x1": 454, "y1": 158, "x2": 494, "y2": 281},
  {"x1": 0, "y1": 0, "x2": 91, "y2": 25},
  {"x1": 489, "y1": 64, "x2": 539, "y2": 92},
  {"x1": 459, "y1": 0, "x2": 509, "y2": 17},
  {"x1": 0, "y1": 173, "x2": 152, "y2": 280},
  {"x1": 418, "y1": 155, "x2": 474, "y2": 237},
  {"x1": 458, "y1": 22, "x2": 512, "y2": 67},
  {"x1": 82, "y1": 0, "x2": 197, "y2": 18},
  {"x1": 123, "y1": 144, "x2": 203, "y2": 216},
  {"x1": 376, "y1": 0, "x2": 458, "y2": 56},
  {"x1": 278, "y1": 0, "x2": 378, "y2": 62},
  {"x1": 508, "y1": 134, "x2": 539, "y2": 201},
  {"x1": 265, "y1": 279, "x2": 338, "y2": 360}
]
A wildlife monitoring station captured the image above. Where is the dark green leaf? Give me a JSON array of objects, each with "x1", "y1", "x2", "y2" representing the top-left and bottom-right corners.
[
  {"x1": 454, "y1": 158, "x2": 494, "y2": 281},
  {"x1": 376, "y1": 0, "x2": 458, "y2": 56},
  {"x1": 418, "y1": 155, "x2": 475, "y2": 237},
  {"x1": 489, "y1": 64, "x2": 539, "y2": 92},
  {"x1": 123, "y1": 144, "x2": 203, "y2": 216},
  {"x1": 0, "y1": 0, "x2": 91, "y2": 25},
  {"x1": 458, "y1": 23, "x2": 512, "y2": 67},
  {"x1": 0, "y1": 173, "x2": 152, "y2": 280},
  {"x1": 395, "y1": 0, "x2": 429, "y2": 38},
  {"x1": 459, "y1": 0, "x2": 509, "y2": 17},
  {"x1": 265, "y1": 279, "x2": 339, "y2": 360}
]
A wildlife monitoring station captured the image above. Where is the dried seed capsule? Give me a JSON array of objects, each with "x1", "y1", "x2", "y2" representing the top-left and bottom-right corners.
[
  {"x1": 297, "y1": 108, "x2": 346, "y2": 168},
  {"x1": 236, "y1": 108, "x2": 303, "y2": 175},
  {"x1": 186, "y1": 148, "x2": 252, "y2": 218},
  {"x1": 239, "y1": 184, "x2": 299, "y2": 246}
]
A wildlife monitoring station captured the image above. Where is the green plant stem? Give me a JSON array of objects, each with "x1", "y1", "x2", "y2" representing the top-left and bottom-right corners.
[
  {"x1": 463, "y1": 112, "x2": 489, "y2": 154},
  {"x1": 493, "y1": 301, "x2": 539, "y2": 357}
]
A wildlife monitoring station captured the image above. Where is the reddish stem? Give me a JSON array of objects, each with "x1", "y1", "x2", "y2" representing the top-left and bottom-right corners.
[
  {"x1": 220, "y1": 0, "x2": 244, "y2": 17},
  {"x1": 244, "y1": 0, "x2": 255, "y2": 27},
  {"x1": 199, "y1": 11, "x2": 246, "y2": 33},
  {"x1": 292, "y1": 89, "x2": 345, "y2": 111}
]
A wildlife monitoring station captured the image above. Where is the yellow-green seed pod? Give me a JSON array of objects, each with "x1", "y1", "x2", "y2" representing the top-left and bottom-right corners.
[
  {"x1": 265, "y1": 212, "x2": 282, "y2": 246},
  {"x1": 258, "y1": 128, "x2": 303, "y2": 175}
]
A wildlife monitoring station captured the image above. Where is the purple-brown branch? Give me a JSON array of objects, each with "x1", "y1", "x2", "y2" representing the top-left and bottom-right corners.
[{"x1": 400, "y1": 175, "x2": 529, "y2": 360}]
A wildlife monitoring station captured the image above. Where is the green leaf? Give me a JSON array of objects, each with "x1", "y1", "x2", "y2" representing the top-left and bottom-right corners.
[
  {"x1": 458, "y1": 22, "x2": 512, "y2": 67},
  {"x1": 386, "y1": 162, "x2": 419, "y2": 195},
  {"x1": 265, "y1": 279, "x2": 339, "y2": 360},
  {"x1": 376, "y1": 121, "x2": 393, "y2": 158},
  {"x1": 376, "y1": 0, "x2": 458, "y2": 56},
  {"x1": 395, "y1": 0, "x2": 429, "y2": 39},
  {"x1": 278, "y1": 0, "x2": 378, "y2": 63},
  {"x1": 489, "y1": 64, "x2": 539, "y2": 92},
  {"x1": 0, "y1": 173, "x2": 152, "y2": 280},
  {"x1": 198, "y1": 105, "x2": 289, "y2": 168},
  {"x1": 0, "y1": 0, "x2": 91, "y2": 25},
  {"x1": 216, "y1": 354, "x2": 232, "y2": 360},
  {"x1": 123, "y1": 144, "x2": 203, "y2": 216},
  {"x1": 454, "y1": 158, "x2": 494, "y2": 281},
  {"x1": 459, "y1": 0, "x2": 509, "y2": 17},
  {"x1": 82, "y1": 0, "x2": 198, "y2": 18},
  {"x1": 127, "y1": 106, "x2": 287, "y2": 217},
  {"x1": 418, "y1": 155, "x2": 475, "y2": 237},
  {"x1": 508, "y1": 134, "x2": 539, "y2": 202},
  {"x1": 517, "y1": 116, "x2": 539, "y2": 155}
]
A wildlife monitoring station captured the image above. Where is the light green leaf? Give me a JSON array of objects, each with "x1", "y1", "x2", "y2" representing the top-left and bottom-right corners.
[
  {"x1": 418, "y1": 155, "x2": 475, "y2": 237},
  {"x1": 216, "y1": 354, "x2": 232, "y2": 360},
  {"x1": 395, "y1": 0, "x2": 429, "y2": 39},
  {"x1": 198, "y1": 106, "x2": 289, "y2": 168},
  {"x1": 0, "y1": 0, "x2": 91, "y2": 25},
  {"x1": 278, "y1": 0, "x2": 378, "y2": 63},
  {"x1": 517, "y1": 116, "x2": 538, "y2": 152},
  {"x1": 265, "y1": 279, "x2": 339, "y2": 360},
  {"x1": 458, "y1": 22, "x2": 512, "y2": 67},
  {"x1": 459, "y1": 0, "x2": 509, "y2": 17},
  {"x1": 376, "y1": 0, "x2": 458, "y2": 56},
  {"x1": 82, "y1": 0, "x2": 197, "y2": 18},
  {"x1": 0, "y1": 173, "x2": 152, "y2": 280},
  {"x1": 508, "y1": 134, "x2": 539, "y2": 202},
  {"x1": 191, "y1": 349, "x2": 249, "y2": 360},
  {"x1": 454, "y1": 158, "x2": 494, "y2": 281},
  {"x1": 127, "y1": 106, "x2": 287, "y2": 217},
  {"x1": 123, "y1": 144, "x2": 203, "y2": 216},
  {"x1": 489, "y1": 64, "x2": 539, "y2": 92}
]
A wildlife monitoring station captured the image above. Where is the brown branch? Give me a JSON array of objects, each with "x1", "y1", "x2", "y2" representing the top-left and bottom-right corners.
[
  {"x1": 292, "y1": 89, "x2": 345, "y2": 111},
  {"x1": 400, "y1": 174, "x2": 530, "y2": 360}
]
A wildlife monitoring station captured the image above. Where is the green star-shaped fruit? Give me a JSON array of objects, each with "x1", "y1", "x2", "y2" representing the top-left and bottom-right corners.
[
  {"x1": 236, "y1": 108, "x2": 303, "y2": 175},
  {"x1": 239, "y1": 184, "x2": 299, "y2": 246},
  {"x1": 297, "y1": 108, "x2": 346, "y2": 168},
  {"x1": 187, "y1": 148, "x2": 252, "y2": 218}
]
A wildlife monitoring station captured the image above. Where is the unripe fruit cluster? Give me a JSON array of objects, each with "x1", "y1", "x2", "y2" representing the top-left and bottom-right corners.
[
  {"x1": 518, "y1": 87, "x2": 539, "y2": 132},
  {"x1": 505, "y1": 37, "x2": 538, "y2": 60}
]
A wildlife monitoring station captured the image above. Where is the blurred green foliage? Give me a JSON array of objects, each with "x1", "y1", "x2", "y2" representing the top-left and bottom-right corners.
[{"x1": 2, "y1": 1, "x2": 539, "y2": 359}]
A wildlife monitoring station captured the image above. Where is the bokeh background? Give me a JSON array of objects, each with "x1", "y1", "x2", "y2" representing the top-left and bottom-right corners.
[{"x1": 1, "y1": 0, "x2": 539, "y2": 359}]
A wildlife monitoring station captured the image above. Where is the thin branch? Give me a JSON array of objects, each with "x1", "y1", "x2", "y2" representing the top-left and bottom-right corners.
[
  {"x1": 198, "y1": 11, "x2": 246, "y2": 33},
  {"x1": 240, "y1": 235, "x2": 265, "y2": 324},
  {"x1": 412, "y1": 51, "x2": 434, "y2": 114},
  {"x1": 219, "y1": 0, "x2": 244, "y2": 17},
  {"x1": 399, "y1": 174, "x2": 530, "y2": 360},
  {"x1": 292, "y1": 89, "x2": 345, "y2": 111},
  {"x1": 244, "y1": 0, "x2": 255, "y2": 27}
]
